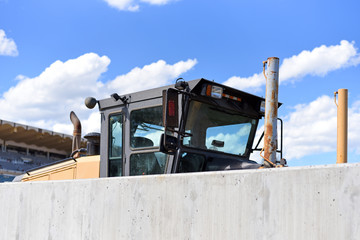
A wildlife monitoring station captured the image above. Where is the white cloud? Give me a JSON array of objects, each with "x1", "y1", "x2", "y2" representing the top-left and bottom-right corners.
[
  {"x1": 107, "y1": 59, "x2": 197, "y2": 94},
  {"x1": 222, "y1": 73, "x2": 264, "y2": 93},
  {"x1": 223, "y1": 40, "x2": 360, "y2": 92},
  {"x1": 0, "y1": 53, "x2": 110, "y2": 132},
  {"x1": 347, "y1": 101, "x2": 360, "y2": 155},
  {"x1": 280, "y1": 40, "x2": 360, "y2": 81},
  {"x1": 104, "y1": 0, "x2": 176, "y2": 11},
  {"x1": 104, "y1": 0, "x2": 139, "y2": 11},
  {"x1": 0, "y1": 29, "x2": 18, "y2": 56},
  {"x1": 283, "y1": 95, "x2": 337, "y2": 160},
  {"x1": 0, "y1": 53, "x2": 197, "y2": 136},
  {"x1": 52, "y1": 111, "x2": 101, "y2": 136},
  {"x1": 140, "y1": 0, "x2": 175, "y2": 5},
  {"x1": 279, "y1": 95, "x2": 360, "y2": 161},
  {"x1": 80, "y1": 111, "x2": 102, "y2": 135},
  {"x1": 249, "y1": 95, "x2": 360, "y2": 164}
]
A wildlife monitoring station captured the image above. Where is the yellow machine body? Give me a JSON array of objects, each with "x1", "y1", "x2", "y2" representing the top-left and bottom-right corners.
[{"x1": 21, "y1": 155, "x2": 100, "y2": 182}]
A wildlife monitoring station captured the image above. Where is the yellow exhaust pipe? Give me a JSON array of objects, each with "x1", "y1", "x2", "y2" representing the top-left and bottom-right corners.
[{"x1": 334, "y1": 89, "x2": 348, "y2": 164}]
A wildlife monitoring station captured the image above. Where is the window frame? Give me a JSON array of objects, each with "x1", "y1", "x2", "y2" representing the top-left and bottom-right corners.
[
  {"x1": 129, "y1": 105, "x2": 164, "y2": 151},
  {"x1": 128, "y1": 104, "x2": 169, "y2": 176},
  {"x1": 181, "y1": 99, "x2": 259, "y2": 158},
  {"x1": 129, "y1": 151, "x2": 168, "y2": 176},
  {"x1": 108, "y1": 111, "x2": 124, "y2": 177}
]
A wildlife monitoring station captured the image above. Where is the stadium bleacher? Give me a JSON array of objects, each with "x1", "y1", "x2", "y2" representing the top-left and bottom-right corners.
[{"x1": 0, "y1": 119, "x2": 86, "y2": 181}]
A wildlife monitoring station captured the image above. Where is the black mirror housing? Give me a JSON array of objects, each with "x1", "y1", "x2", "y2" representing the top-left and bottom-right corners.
[
  {"x1": 160, "y1": 134, "x2": 178, "y2": 154},
  {"x1": 163, "y1": 89, "x2": 179, "y2": 129}
]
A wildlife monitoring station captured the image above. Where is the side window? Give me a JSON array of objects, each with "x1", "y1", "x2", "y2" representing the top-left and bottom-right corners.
[
  {"x1": 109, "y1": 113, "x2": 123, "y2": 177},
  {"x1": 130, "y1": 106, "x2": 164, "y2": 148},
  {"x1": 130, "y1": 152, "x2": 167, "y2": 176},
  {"x1": 130, "y1": 106, "x2": 168, "y2": 176}
]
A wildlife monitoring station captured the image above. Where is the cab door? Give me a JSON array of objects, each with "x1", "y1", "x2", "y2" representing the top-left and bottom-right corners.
[{"x1": 100, "y1": 108, "x2": 125, "y2": 178}]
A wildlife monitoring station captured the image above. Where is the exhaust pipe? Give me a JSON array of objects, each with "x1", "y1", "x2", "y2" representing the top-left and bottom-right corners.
[
  {"x1": 70, "y1": 111, "x2": 82, "y2": 153},
  {"x1": 263, "y1": 57, "x2": 280, "y2": 167},
  {"x1": 335, "y1": 89, "x2": 348, "y2": 163}
]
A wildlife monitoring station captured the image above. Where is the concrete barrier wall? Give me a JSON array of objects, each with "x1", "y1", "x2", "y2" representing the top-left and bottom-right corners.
[{"x1": 0, "y1": 163, "x2": 359, "y2": 240}]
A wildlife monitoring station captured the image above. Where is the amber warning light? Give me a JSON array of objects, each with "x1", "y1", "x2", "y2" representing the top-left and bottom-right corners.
[
  {"x1": 206, "y1": 85, "x2": 223, "y2": 99},
  {"x1": 205, "y1": 84, "x2": 241, "y2": 102}
]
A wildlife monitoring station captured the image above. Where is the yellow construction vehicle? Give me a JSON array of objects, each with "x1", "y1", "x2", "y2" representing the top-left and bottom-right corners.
[{"x1": 16, "y1": 71, "x2": 284, "y2": 182}]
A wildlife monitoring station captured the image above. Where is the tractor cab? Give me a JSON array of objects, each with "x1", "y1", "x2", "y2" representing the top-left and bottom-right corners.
[{"x1": 95, "y1": 78, "x2": 267, "y2": 177}]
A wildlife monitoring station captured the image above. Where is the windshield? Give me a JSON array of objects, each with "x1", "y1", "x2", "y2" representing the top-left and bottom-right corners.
[{"x1": 183, "y1": 100, "x2": 258, "y2": 156}]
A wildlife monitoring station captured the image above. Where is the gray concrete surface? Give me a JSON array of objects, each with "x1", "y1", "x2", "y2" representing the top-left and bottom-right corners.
[{"x1": 0, "y1": 163, "x2": 359, "y2": 240}]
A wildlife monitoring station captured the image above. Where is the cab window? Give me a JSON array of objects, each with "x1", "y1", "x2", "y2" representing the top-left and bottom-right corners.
[
  {"x1": 130, "y1": 152, "x2": 167, "y2": 176},
  {"x1": 183, "y1": 101, "x2": 257, "y2": 156},
  {"x1": 109, "y1": 113, "x2": 123, "y2": 177},
  {"x1": 130, "y1": 106, "x2": 168, "y2": 176},
  {"x1": 130, "y1": 106, "x2": 164, "y2": 148}
]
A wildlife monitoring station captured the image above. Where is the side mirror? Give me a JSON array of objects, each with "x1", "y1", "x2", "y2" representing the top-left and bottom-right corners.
[
  {"x1": 160, "y1": 134, "x2": 178, "y2": 154},
  {"x1": 162, "y1": 89, "x2": 179, "y2": 129},
  {"x1": 161, "y1": 88, "x2": 180, "y2": 154}
]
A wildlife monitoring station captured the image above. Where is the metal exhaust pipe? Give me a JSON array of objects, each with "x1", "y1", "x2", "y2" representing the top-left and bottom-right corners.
[
  {"x1": 70, "y1": 111, "x2": 82, "y2": 153},
  {"x1": 263, "y1": 57, "x2": 280, "y2": 167}
]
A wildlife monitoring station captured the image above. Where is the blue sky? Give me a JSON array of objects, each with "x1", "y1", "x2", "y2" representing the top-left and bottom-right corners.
[{"x1": 0, "y1": 0, "x2": 360, "y2": 166}]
